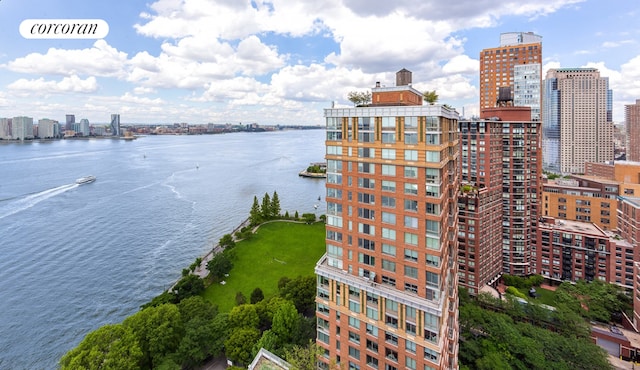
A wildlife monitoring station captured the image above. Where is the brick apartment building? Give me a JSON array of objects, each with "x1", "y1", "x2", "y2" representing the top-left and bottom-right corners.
[{"x1": 316, "y1": 70, "x2": 459, "y2": 370}]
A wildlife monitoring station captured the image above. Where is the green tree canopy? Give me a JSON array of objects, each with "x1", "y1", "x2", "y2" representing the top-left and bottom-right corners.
[
  {"x1": 279, "y1": 275, "x2": 317, "y2": 316},
  {"x1": 123, "y1": 304, "x2": 184, "y2": 369},
  {"x1": 249, "y1": 195, "x2": 261, "y2": 225},
  {"x1": 228, "y1": 304, "x2": 260, "y2": 330},
  {"x1": 207, "y1": 253, "x2": 233, "y2": 280},
  {"x1": 423, "y1": 90, "x2": 438, "y2": 104},
  {"x1": 347, "y1": 91, "x2": 371, "y2": 106},
  {"x1": 172, "y1": 274, "x2": 205, "y2": 302},
  {"x1": 261, "y1": 192, "x2": 272, "y2": 219},
  {"x1": 224, "y1": 328, "x2": 261, "y2": 366},
  {"x1": 271, "y1": 191, "x2": 281, "y2": 218},
  {"x1": 250, "y1": 287, "x2": 265, "y2": 304},
  {"x1": 60, "y1": 324, "x2": 143, "y2": 370}
]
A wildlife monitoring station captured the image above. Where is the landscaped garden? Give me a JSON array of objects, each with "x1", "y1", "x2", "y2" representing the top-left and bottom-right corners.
[{"x1": 202, "y1": 220, "x2": 326, "y2": 312}]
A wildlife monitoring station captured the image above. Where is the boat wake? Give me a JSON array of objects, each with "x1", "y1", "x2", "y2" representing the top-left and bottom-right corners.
[{"x1": 0, "y1": 184, "x2": 79, "y2": 220}]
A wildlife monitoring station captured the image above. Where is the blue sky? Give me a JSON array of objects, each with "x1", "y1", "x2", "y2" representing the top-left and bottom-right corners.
[{"x1": 0, "y1": 0, "x2": 638, "y2": 125}]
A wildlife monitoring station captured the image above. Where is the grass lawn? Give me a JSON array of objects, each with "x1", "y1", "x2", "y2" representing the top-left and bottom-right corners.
[
  {"x1": 516, "y1": 286, "x2": 556, "y2": 306},
  {"x1": 202, "y1": 221, "x2": 326, "y2": 312}
]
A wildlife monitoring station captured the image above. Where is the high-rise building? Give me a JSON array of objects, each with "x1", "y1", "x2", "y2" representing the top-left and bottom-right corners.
[
  {"x1": 459, "y1": 107, "x2": 541, "y2": 279},
  {"x1": 479, "y1": 32, "x2": 542, "y2": 120},
  {"x1": 79, "y1": 118, "x2": 90, "y2": 136},
  {"x1": 65, "y1": 114, "x2": 75, "y2": 131},
  {"x1": 111, "y1": 114, "x2": 121, "y2": 136},
  {"x1": 316, "y1": 70, "x2": 459, "y2": 370},
  {"x1": 626, "y1": 99, "x2": 640, "y2": 162},
  {"x1": 38, "y1": 118, "x2": 59, "y2": 139},
  {"x1": 542, "y1": 68, "x2": 614, "y2": 174},
  {"x1": 0, "y1": 118, "x2": 11, "y2": 139},
  {"x1": 12, "y1": 116, "x2": 34, "y2": 140}
]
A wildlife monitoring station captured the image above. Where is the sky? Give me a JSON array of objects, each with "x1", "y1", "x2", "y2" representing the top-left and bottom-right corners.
[{"x1": 0, "y1": 0, "x2": 638, "y2": 125}]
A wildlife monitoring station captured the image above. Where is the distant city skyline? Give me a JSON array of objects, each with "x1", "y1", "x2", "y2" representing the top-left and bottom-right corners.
[{"x1": 0, "y1": 0, "x2": 638, "y2": 125}]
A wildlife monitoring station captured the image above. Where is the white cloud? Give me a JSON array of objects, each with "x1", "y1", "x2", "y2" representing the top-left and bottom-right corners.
[
  {"x1": 602, "y1": 40, "x2": 635, "y2": 48},
  {"x1": 3, "y1": 40, "x2": 128, "y2": 78},
  {"x1": 8, "y1": 75, "x2": 99, "y2": 94}
]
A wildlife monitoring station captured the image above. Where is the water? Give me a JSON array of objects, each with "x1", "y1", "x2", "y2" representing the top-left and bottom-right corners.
[{"x1": 0, "y1": 130, "x2": 326, "y2": 369}]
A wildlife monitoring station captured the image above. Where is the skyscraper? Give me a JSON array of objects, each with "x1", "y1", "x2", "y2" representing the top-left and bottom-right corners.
[
  {"x1": 65, "y1": 114, "x2": 75, "y2": 131},
  {"x1": 626, "y1": 99, "x2": 640, "y2": 162},
  {"x1": 12, "y1": 116, "x2": 34, "y2": 140},
  {"x1": 459, "y1": 107, "x2": 541, "y2": 281},
  {"x1": 543, "y1": 68, "x2": 614, "y2": 174},
  {"x1": 316, "y1": 70, "x2": 459, "y2": 370},
  {"x1": 110, "y1": 114, "x2": 121, "y2": 136},
  {"x1": 479, "y1": 32, "x2": 542, "y2": 120}
]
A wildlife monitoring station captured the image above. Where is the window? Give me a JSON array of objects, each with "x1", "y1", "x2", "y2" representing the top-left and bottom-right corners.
[
  {"x1": 404, "y1": 233, "x2": 418, "y2": 246},
  {"x1": 382, "y1": 180, "x2": 396, "y2": 192},
  {"x1": 385, "y1": 333, "x2": 399, "y2": 346},
  {"x1": 382, "y1": 259, "x2": 396, "y2": 272},
  {"x1": 404, "y1": 199, "x2": 418, "y2": 212},
  {"x1": 426, "y1": 271, "x2": 439, "y2": 287},
  {"x1": 426, "y1": 151, "x2": 440, "y2": 162},
  {"x1": 404, "y1": 249, "x2": 418, "y2": 262},
  {"x1": 381, "y1": 212, "x2": 396, "y2": 224},
  {"x1": 382, "y1": 243, "x2": 396, "y2": 256},
  {"x1": 404, "y1": 183, "x2": 418, "y2": 195},
  {"x1": 381, "y1": 148, "x2": 396, "y2": 159},
  {"x1": 382, "y1": 196, "x2": 396, "y2": 208},
  {"x1": 406, "y1": 340, "x2": 416, "y2": 354},
  {"x1": 348, "y1": 346, "x2": 360, "y2": 360},
  {"x1": 405, "y1": 266, "x2": 418, "y2": 279},
  {"x1": 382, "y1": 228, "x2": 396, "y2": 240},
  {"x1": 404, "y1": 166, "x2": 418, "y2": 178},
  {"x1": 404, "y1": 216, "x2": 418, "y2": 228},
  {"x1": 426, "y1": 254, "x2": 440, "y2": 267},
  {"x1": 381, "y1": 165, "x2": 396, "y2": 176},
  {"x1": 404, "y1": 150, "x2": 418, "y2": 161},
  {"x1": 425, "y1": 202, "x2": 439, "y2": 215},
  {"x1": 366, "y1": 323, "x2": 378, "y2": 336},
  {"x1": 349, "y1": 331, "x2": 360, "y2": 344},
  {"x1": 382, "y1": 132, "x2": 396, "y2": 143}
]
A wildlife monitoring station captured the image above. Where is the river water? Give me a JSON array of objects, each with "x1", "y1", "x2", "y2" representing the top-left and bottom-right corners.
[{"x1": 0, "y1": 129, "x2": 325, "y2": 369}]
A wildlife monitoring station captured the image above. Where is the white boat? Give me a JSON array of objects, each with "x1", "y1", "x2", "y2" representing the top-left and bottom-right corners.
[{"x1": 75, "y1": 175, "x2": 96, "y2": 185}]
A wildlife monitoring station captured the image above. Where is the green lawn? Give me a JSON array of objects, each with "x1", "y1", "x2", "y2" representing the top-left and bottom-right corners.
[
  {"x1": 516, "y1": 286, "x2": 556, "y2": 306},
  {"x1": 202, "y1": 221, "x2": 326, "y2": 312}
]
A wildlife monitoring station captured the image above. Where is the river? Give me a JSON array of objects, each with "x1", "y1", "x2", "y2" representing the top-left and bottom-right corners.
[{"x1": 0, "y1": 129, "x2": 325, "y2": 369}]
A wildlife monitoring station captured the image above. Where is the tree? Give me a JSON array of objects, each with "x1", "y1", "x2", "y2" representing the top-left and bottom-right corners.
[
  {"x1": 285, "y1": 342, "x2": 325, "y2": 370},
  {"x1": 235, "y1": 291, "x2": 247, "y2": 305},
  {"x1": 207, "y1": 253, "x2": 233, "y2": 280},
  {"x1": 271, "y1": 300, "x2": 299, "y2": 345},
  {"x1": 173, "y1": 274, "x2": 205, "y2": 301},
  {"x1": 60, "y1": 324, "x2": 143, "y2": 370},
  {"x1": 280, "y1": 275, "x2": 317, "y2": 316},
  {"x1": 123, "y1": 304, "x2": 184, "y2": 369},
  {"x1": 177, "y1": 296, "x2": 217, "y2": 324},
  {"x1": 250, "y1": 287, "x2": 265, "y2": 304},
  {"x1": 219, "y1": 233, "x2": 236, "y2": 250},
  {"x1": 249, "y1": 195, "x2": 261, "y2": 225},
  {"x1": 271, "y1": 191, "x2": 281, "y2": 218},
  {"x1": 229, "y1": 304, "x2": 260, "y2": 329},
  {"x1": 224, "y1": 328, "x2": 261, "y2": 366},
  {"x1": 347, "y1": 91, "x2": 371, "y2": 106},
  {"x1": 175, "y1": 317, "x2": 218, "y2": 369},
  {"x1": 423, "y1": 90, "x2": 438, "y2": 104},
  {"x1": 261, "y1": 192, "x2": 272, "y2": 219}
]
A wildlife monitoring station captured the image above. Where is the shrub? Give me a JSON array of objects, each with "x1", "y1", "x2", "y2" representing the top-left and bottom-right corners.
[{"x1": 506, "y1": 286, "x2": 526, "y2": 299}]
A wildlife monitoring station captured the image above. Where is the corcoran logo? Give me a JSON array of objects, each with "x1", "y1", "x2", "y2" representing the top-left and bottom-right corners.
[{"x1": 20, "y1": 19, "x2": 109, "y2": 39}]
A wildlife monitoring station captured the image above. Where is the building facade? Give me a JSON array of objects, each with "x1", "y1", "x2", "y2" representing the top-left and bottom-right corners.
[
  {"x1": 111, "y1": 114, "x2": 121, "y2": 136},
  {"x1": 479, "y1": 32, "x2": 542, "y2": 121},
  {"x1": 536, "y1": 217, "x2": 616, "y2": 284},
  {"x1": 316, "y1": 70, "x2": 459, "y2": 370},
  {"x1": 12, "y1": 116, "x2": 34, "y2": 140},
  {"x1": 542, "y1": 68, "x2": 614, "y2": 174},
  {"x1": 542, "y1": 176, "x2": 619, "y2": 230},
  {"x1": 37, "y1": 118, "x2": 60, "y2": 139},
  {"x1": 457, "y1": 118, "x2": 503, "y2": 293},
  {"x1": 0, "y1": 118, "x2": 11, "y2": 139},
  {"x1": 626, "y1": 100, "x2": 640, "y2": 162}
]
